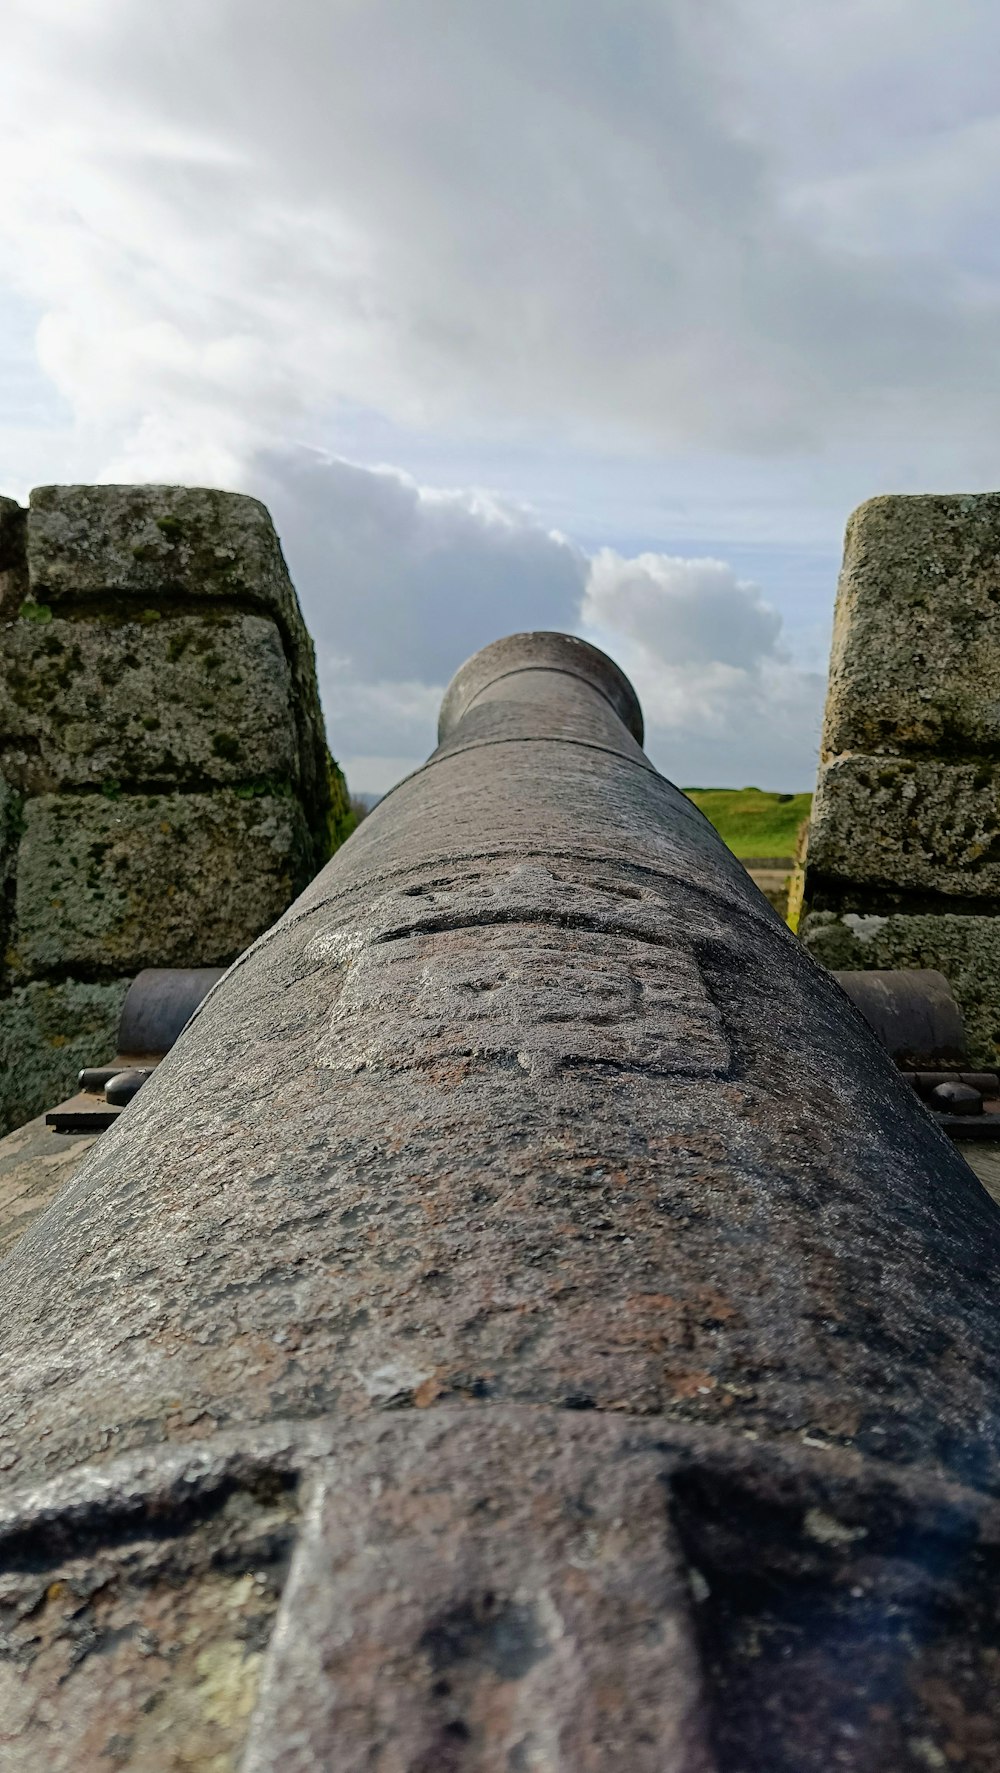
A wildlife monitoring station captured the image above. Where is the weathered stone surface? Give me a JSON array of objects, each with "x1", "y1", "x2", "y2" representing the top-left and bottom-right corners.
[
  {"x1": 0, "y1": 482, "x2": 354, "y2": 1137},
  {"x1": 0, "y1": 497, "x2": 26, "y2": 619},
  {"x1": 27, "y1": 484, "x2": 344, "y2": 867},
  {"x1": 0, "y1": 978, "x2": 127, "y2": 1138},
  {"x1": 11, "y1": 790, "x2": 311, "y2": 977},
  {"x1": 823, "y1": 492, "x2": 1000, "y2": 759},
  {"x1": 800, "y1": 908, "x2": 1000, "y2": 1064},
  {"x1": 0, "y1": 1113, "x2": 100, "y2": 1262},
  {"x1": 796, "y1": 492, "x2": 1000, "y2": 1061},
  {"x1": 806, "y1": 754, "x2": 1000, "y2": 899},
  {"x1": 0, "y1": 774, "x2": 21, "y2": 969},
  {"x1": 28, "y1": 483, "x2": 300, "y2": 623},
  {"x1": 0, "y1": 610, "x2": 296, "y2": 793}
]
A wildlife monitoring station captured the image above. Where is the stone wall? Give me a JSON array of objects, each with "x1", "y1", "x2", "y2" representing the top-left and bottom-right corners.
[
  {"x1": 0, "y1": 484, "x2": 354, "y2": 1133},
  {"x1": 792, "y1": 492, "x2": 1000, "y2": 1064}
]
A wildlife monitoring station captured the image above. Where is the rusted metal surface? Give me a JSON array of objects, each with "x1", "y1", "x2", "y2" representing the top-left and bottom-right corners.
[
  {"x1": 833, "y1": 967, "x2": 968, "y2": 1067},
  {"x1": 2, "y1": 631, "x2": 1000, "y2": 1769},
  {"x1": 243, "y1": 1413, "x2": 716, "y2": 1773},
  {"x1": 43, "y1": 966, "x2": 226, "y2": 1133},
  {"x1": 103, "y1": 1067, "x2": 153, "y2": 1108},
  {"x1": 897, "y1": 1070, "x2": 1000, "y2": 1142},
  {"x1": 43, "y1": 1089, "x2": 122, "y2": 1134},
  {"x1": 931, "y1": 1080, "x2": 985, "y2": 1116},
  {"x1": 0, "y1": 1440, "x2": 298, "y2": 1771},
  {"x1": 117, "y1": 966, "x2": 227, "y2": 1060}
]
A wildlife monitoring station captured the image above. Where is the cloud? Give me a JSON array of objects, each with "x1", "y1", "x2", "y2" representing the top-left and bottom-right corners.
[
  {"x1": 0, "y1": 0, "x2": 988, "y2": 793},
  {"x1": 245, "y1": 448, "x2": 585, "y2": 780},
  {"x1": 253, "y1": 449, "x2": 584, "y2": 684},
  {"x1": 2, "y1": 0, "x2": 1000, "y2": 481},
  {"x1": 582, "y1": 551, "x2": 782, "y2": 671},
  {"x1": 253, "y1": 449, "x2": 822, "y2": 794},
  {"x1": 580, "y1": 547, "x2": 824, "y2": 789}
]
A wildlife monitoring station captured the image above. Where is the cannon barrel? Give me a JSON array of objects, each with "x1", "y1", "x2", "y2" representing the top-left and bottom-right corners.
[{"x1": 2, "y1": 631, "x2": 1000, "y2": 1770}]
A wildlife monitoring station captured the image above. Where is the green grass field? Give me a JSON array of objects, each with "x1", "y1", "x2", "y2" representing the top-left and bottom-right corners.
[{"x1": 682, "y1": 787, "x2": 812, "y2": 860}]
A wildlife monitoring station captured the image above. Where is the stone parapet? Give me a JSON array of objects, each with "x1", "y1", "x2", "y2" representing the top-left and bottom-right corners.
[
  {"x1": 11, "y1": 789, "x2": 310, "y2": 978},
  {"x1": 25, "y1": 485, "x2": 342, "y2": 850},
  {"x1": 0, "y1": 610, "x2": 297, "y2": 794},
  {"x1": 28, "y1": 483, "x2": 302, "y2": 622},
  {"x1": 805, "y1": 755, "x2": 1000, "y2": 901},
  {"x1": 0, "y1": 979, "x2": 129, "y2": 1143},
  {"x1": 796, "y1": 491, "x2": 1000, "y2": 1064},
  {"x1": 0, "y1": 484, "x2": 355, "y2": 1133},
  {"x1": 0, "y1": 778, "x2": 19, "y2": 967},
  {"x1": 823, "y1": 492, "x2": 1000, "y2": 757},
  {"x1": 800, "y1": 909, "x2": 1000, "y2": 1066},
  {"x1": 0, "y1": 498, "x2": 27, "y2": 618}
]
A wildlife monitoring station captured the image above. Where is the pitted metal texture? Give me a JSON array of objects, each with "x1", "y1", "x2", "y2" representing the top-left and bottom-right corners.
[{"x1": 2, "y1": 632, "x2": 999, "y2": 1770}]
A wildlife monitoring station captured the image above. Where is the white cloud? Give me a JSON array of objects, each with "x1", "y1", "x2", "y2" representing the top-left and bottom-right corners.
[
  {"x1": 0, "y1": 0, "x2": 992, "y2": 793},
  {"x1": 2, "y1": 0, "x2": 1000, "y2": 480},
  {"x1": 580, "y1": 547, "x2": 823, "y2": 790},
  {"x1": 582, "y1": 551, "x2": 782, "y2": 671},
  {"x1": 244, "y1": 448, "x2": 584, "y2": 782},
  {"x1": 251, "y1": 450, "x2": 821, "y2": 793},
  {"x1": 253, "y1": 449, "x2": 585, "y2": 685}
]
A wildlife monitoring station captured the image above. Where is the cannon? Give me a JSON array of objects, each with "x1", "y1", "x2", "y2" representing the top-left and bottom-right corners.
[{"x1": 2, "y1": 632, "x2": 999, "y2": 1771}]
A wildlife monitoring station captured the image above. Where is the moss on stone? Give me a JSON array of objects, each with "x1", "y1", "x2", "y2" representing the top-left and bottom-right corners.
[
  {"x1": 0, "y1": 496, "x2": 27, "y2": 617},
  {"x1": 12, "y1": 789, "x2": 313, "y2": 977},
  {"x1": 321, "y1": 749, "x2": 357, "y2": 861},
  {"x1": 0, "y1": 977, "x2": 129, "y2": 1136},
  {"x1": 806, "y1": 755, "x2": 1000, "y2": 898},
  {"x1": 25, "y1": 485, "x2": 338, "y2": 864},
  {"x1": 18, "y1": 599, "x2": 52, "y2": 624},
  {"x1": 823, "y1": 492, "x2": 1000, "y2": 760},
  {"x1": 0, "y1": 612, "x2": 297, "y2": 794},
  {"x1": 800, "y1": 908, "x2": 1000, "y2": 1065},
  {"x1": 0, "y1": 484, "x2": 354, "y2": 1114}
]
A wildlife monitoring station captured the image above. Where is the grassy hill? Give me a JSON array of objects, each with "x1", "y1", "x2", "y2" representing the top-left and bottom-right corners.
[{"x1": 683, "y1": 787, "x2": 812, "y2": 860}]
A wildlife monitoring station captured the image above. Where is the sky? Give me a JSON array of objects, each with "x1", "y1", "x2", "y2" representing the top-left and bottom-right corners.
[{"x1": 1, "y1": 1, "x2": 999, "y2": 793}]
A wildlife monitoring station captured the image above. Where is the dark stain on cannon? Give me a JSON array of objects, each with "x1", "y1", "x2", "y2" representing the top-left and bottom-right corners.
[{"x1": 420, "y1": 1595, "x2": 552, "y2": 1683}]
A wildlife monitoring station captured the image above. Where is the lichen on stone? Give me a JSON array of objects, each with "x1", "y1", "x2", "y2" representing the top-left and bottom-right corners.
[{"x1": 0, "y1": 482, "x2": 356, "y2": 1134}]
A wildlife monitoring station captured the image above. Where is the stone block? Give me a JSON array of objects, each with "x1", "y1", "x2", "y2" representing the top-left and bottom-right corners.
[
  {"x1": 823, "y1": 492, "x2": 1000, "y2": 758},
  {"x1": 27, "y1": 484, "x2": 339, "y2": 865},
  {"x1": 800, "y1": 909, "x2": 1000, "y2": 1065},
  {"x1": 806, "y1": 755, "x2": 1000, "y2": 900},
  {"x1": 797, "y1": 491, "x2": 1000, "y2": 1068},
  {"x1": 28, "y1": 483, "x2": 300, "y2": 625},
  {"x1": 0, "y1": 611, "x2": 296, "y2": 793},
  {"x1": 0, "y1": 977, "x2": 128, "y2": 1137},
  {"x1": 10, "y1": 789, "x2": 311, "y2": 978},
  {"x1": 0, "y1": 496, "x2": 26, "y2": 618},
  {"x1": 0, "y1": 772, "x2": 22, "y2": 965}
]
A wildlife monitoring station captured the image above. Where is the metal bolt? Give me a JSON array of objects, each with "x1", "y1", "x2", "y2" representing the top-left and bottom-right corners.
[
  {"x1": 104, "y1": 1069, "x2": 152, "y2": 1107},
  {"x1": 79, "y1": 1066, "x2": 128, "y2": 1093}
]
